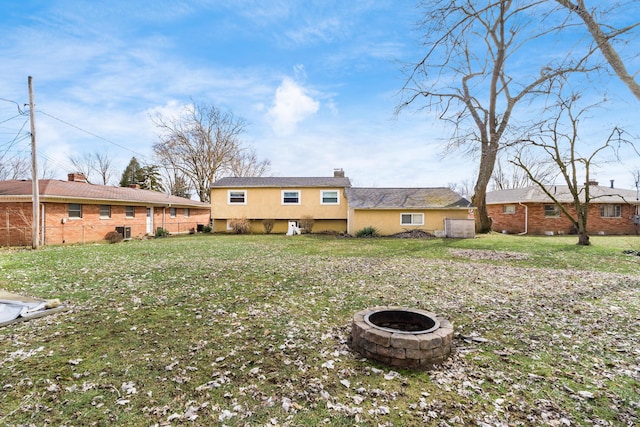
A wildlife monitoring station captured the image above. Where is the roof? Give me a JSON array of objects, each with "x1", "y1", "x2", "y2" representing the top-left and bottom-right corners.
[
  {"x1": 0, "y1": 179, "x2": 210, "y2": 208},
  {"x1": 345, "y1": 187, "x2": 472, "y2": 210},
  {"x1": 486, "y1": 185, "x2": 640, "y2": 205},
  {"x1": 211, "y1": 176, "x2": 352, "y2": 188}
]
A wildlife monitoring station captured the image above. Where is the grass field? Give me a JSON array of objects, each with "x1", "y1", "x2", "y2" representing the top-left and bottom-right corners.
[{"x1": 0, "y1": 233, "x2": 638, "y2": 426}]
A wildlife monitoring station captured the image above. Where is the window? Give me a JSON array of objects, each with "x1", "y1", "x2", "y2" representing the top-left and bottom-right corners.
[
  {"x1": 125, "y1": 206, "x2": 135, "y2": 218},
  {"x1": 544, "y1": 205, "x2": 560, "y2": 217},
  {"x1": 68, "y1": 203, "x2": 82, "y2": 219},
  {"x1": 503, "y1": 205, "x2": 516, "y2": 214},
  {"x1": 321, "y1": 190, "x2": 339, "y2": 205},
  {"x1": 600, "y1": 204, "x2": 621, "y2": 218},
  {"x1": 400, "y1": 213, "x2": 424, "y2": 226},
  {"x1": 184, "y1": 208, "x2": 190, "y2": 217},
  {"x1": 170, "y1": 207, "x2": 177, "y2": 218},
  {"x1": 100, "y1": 205, "x2": 111, "y2": 219},
  {"x1": 228, "y1": 190, "x2": 246, "y2": 204},
  {"x1": 282, "y1": 190, "x2": 300, "y2": 204}
]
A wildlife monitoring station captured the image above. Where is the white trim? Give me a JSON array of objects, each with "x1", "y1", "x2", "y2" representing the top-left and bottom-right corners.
[
  {"x1": 400, "y1": 212, "x2": 424, "y2": 226},
  {"x1": 281, "y1": 189, "x2": 301, "y2": 205},
  {"x1": 228, "y1": 190, "x2": 247, "y2": 205},
  {"x1": 320, "y1": 190, "x2": 340, "y2": 205}
]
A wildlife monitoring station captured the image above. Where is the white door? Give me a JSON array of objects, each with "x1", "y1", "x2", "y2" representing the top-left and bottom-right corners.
[{"x1": 146, "y1": 207, "x2": 154, "y2": 234}]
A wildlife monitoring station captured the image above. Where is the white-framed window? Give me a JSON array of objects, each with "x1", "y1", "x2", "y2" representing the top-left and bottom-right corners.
[
  {"x1": 503, "y1": 204, "x2": 516, "y2": 214},
  {"x1": 400, "y1": 213, "x2": 424, "y2": 226},
  {"x1": 68, "y1": 203, "x2": 82, "y2": 219},
  {"x1": 600, "y1": 204, "x2": 621, "y2": 218},
  {"x1": 170, "y1": 207, "x2": 177, "y2": 218},
  {"x1": 544, "y1": 205, "x2": 560, "y2": 217},
  {"x1": 321, "y1": 190, "x2": 339, "y2": 205},
  {"x1": 228, "y1": 190, "x2": 247, "y2": 204},
  {"x1": 100, "y1": 205, "x2": 111, "y2": 219},
  {"x1": 184, "y1": 208, "x2": 190, "y2": 218},
  {"x1": 125, "y1": 206, "x2": 135, "y2": 218},
  {"x1": 282, "y1": 190, "x2": 300, "y2": 205}
]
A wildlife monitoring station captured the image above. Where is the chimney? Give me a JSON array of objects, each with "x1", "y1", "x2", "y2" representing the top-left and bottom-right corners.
[
  {"x1": 333, "y1": 168, "x2": 345, "y2": 178},
  {"x1": 584, "y1": 180, "x2": 598, "y2": 186},
  {"x1": 129, "y1": 184, "x2": 141, "y2": 189},
  {"x1": 610, "y1": 179, "x2": 614, "y2": 189},
  {"x1": 68, "y1": 173, "x2": 88, "y2": 183}
]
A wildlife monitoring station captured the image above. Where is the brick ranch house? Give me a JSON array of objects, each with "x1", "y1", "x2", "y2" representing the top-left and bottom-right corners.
[
  {"x1": 486, "y1": 182, "x2": 640, "y2": 235},
  {"x1": 0, "y1": 173, "x2": 211, "y2": 246}
]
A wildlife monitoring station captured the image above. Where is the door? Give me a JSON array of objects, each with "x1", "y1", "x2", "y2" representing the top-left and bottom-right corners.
[{"x1": 146, "y1": 207, "x2": 154, "y2": 234}]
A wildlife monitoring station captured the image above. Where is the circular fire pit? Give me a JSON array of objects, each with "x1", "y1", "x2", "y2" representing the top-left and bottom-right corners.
[{"x1": 351, "y1": 307, "x2": 453, "y2": 369}]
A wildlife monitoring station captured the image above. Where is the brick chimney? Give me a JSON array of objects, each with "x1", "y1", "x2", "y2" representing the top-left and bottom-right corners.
[
  {"x1": 129, "y1": 184, "x2": 141, "y2": 189},
  {"x1": 68, "y1": 173, "x2": 88, "y2": 183},
  {"x1": 333, "y1": 168, "x2": 345, "y2": 178}
]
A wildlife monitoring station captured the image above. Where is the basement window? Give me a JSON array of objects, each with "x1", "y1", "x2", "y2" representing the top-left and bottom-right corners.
[
  {"x1": 68, "y1": 203, "x2": 82, "y2": 219},
  {"x1": 401, "y1": 213, "x2": 424, "y2": 226},
  {"x1": 600, "y1": 204, "x2": 621, "y2": 218}
]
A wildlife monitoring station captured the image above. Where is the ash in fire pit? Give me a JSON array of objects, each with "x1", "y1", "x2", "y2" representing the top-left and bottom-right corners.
[{"x1": 351, "y1": 307, "x2": 453, "y2": 369}]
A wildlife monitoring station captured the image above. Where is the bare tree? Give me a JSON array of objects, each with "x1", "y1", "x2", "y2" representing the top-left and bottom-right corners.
[
  {"x1": 554, "y1": 0, "x2": 640, "y2": 100},
  {"x1": 491, "y1": 152, "x2": 555, "y2": 190},
  {"x1": 0, "y1": 156, "x2": 30, "y2": 180},
  {"x1": 68, "y1": 153, "x2": 95, "y2": 182},
  {"x1": 227, "y1": 147, "x2": 271, "y2": 178},
  {"x1": 511, "y1": 90, "x2": 631, "y2": 245},
  {"x1": 152, "y1": 102, "x2": 269, "y2": 203},
  {"x1": 447, "y1": 179, "x2": 474, "y2": 199},
  {"x1": 94, "y1": 152, "x2": 113, "y2": 185},
  {"x1": 399, "y1": 0, "x2": 597, "y2": 232}
]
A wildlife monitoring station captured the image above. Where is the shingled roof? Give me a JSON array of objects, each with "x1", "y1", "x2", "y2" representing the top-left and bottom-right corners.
[
  {"x1": 0, "y1": 179, "x2": 210, "y2": 208},
  {"x1": 211, "y1": 176, "x2": 352, "y2": 188},
  {"x1": 345, "y1": 187, "x2": 472, "y2": 209},
  {"x1": 486, "y1": 185, "x2": 640, "y2": 205}
]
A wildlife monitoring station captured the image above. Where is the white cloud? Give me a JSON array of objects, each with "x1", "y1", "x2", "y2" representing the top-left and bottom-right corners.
[{"x1": 266, "y1": 77, "x2": 320, "y2": 136}]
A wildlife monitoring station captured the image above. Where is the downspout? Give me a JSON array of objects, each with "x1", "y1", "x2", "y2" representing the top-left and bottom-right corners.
[
  {"x1": 518, "y1": 202, "x2": 528, "y2": 235},
  {"x1": 40, "y1": 203, "x2": 45, "y2": 246}
]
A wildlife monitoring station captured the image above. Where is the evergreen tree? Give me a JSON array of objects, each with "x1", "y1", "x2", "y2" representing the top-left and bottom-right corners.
[{"x1": 119, "y1": 157, "x2": 142, "y2": 187}]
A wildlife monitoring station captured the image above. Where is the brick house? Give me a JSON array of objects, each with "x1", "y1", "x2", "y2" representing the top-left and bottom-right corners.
[
  {"x1": 0, "y1": 173, "x2": 211, "y2": 246},
  {"x1": 486, "y1": 183, "x2": 640, "y2": 235}
]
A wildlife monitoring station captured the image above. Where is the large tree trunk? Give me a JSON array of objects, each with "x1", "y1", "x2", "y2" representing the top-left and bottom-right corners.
[
  {"x1": 577, "y1": 231, "x2": 590, "y2": 246},
  {"x1": 472, "y1": 141, "x2": 499, "y2": 233}
]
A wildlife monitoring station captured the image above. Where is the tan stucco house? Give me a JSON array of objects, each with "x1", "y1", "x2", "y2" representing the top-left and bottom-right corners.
[
  {"x1": 486, "y1": 183, "x2": 640, "y2": 235},
  {"x1": 0, "y1": 173, "x2": 211, "y2": 246},
  {"x1": 210, "y1": 170, "x2": 475, "y2": 237}
]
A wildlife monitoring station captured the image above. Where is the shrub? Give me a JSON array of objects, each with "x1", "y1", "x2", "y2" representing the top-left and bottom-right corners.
[
  {"x1": 202, "y1": 225, "x2": 212, "y2": 233},
  {"x1": 262, "y1": 219, "x2": 275, "y2": 234},
  {"x1": 155, "y1": 227, "x2": 169, "y2": 237},
  {"x1": 104, "y1": 231, "x2": 123, "y2": 244},
  {"x1": 229, "y1": 218, "x2": 251, "y2": 234},
  {"x1": 356, "y1": 226, "x2": 379, "y2": 238},
  {"x1": 299, "y1": 215, "x2": 315, "y2": 233},
  {"x1": 189, "y1": 228, "x2": 196, "y2": 234}
]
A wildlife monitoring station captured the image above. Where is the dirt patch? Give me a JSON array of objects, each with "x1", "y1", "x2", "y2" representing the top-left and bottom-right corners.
[
  {"x1": 450, "y1": 248, "x2": 529, "y2": 261},
  {"x1": 390, "y1": 229, "x2": 435, "y2": 239}
]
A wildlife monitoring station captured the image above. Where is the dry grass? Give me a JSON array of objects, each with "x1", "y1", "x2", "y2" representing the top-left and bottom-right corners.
[{"x1": 0, "y1": 234, "x2": 638, "y2": 426}]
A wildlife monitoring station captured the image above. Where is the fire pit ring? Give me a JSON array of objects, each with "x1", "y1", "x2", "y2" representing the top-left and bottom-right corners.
[{"x1": 351, "y1": 307, "x2": 453, "y2": 369}]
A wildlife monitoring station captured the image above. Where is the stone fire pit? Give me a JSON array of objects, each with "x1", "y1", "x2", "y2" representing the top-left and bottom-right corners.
[{"x1": 350, "y1": 307, "x2": 453, "y2": 369}]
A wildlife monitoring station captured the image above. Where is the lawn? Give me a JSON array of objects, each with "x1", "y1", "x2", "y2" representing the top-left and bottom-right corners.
[{"x1": 0, "y1": 234, "x2": 638, "y2": 426}]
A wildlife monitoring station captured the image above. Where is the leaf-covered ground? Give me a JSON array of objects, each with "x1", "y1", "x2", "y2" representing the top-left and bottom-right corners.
[{"x1": 0, "y1": 235, "x2": 638, "y2": 426}]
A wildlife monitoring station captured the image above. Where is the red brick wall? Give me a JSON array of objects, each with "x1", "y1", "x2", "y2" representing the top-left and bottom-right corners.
[
  {"x1": 488, "y1": 202, "x2": 639, "y2": 235},
  {"x1": 0, "y1": 202, "x2": 210, "y2": 246}
]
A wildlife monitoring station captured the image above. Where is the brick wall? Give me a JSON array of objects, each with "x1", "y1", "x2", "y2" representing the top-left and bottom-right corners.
[
  {"x1": 0, "y1": 202, "x2": 210, "y2": 246},
  {"x1": 488, "y1": 202, "x2": 639, "y2": 235}
]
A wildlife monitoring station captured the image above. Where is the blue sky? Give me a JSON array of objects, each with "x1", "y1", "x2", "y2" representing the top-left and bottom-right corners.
[{"x1": 1, "y1": 0, "x2": 639, "y2": 192}]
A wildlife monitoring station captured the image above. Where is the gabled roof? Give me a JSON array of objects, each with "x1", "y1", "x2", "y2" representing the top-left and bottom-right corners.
[
  {"x1": 0, "y1": 179, "x2": 210, "y2": 208},
  {"x1": 486, "y1": 185, "x2": 640, "y2": 205},
  {"x1": 211, "y1": 176, "x2": 352, "y2": 188},
  {"x1": 345, "y1": 187, "x2": 472, "y2": 210}
]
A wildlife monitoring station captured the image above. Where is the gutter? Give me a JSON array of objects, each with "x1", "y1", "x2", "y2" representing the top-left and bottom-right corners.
[{"x1": 517, "y1": 202, "x2": 528, "y2": 235}]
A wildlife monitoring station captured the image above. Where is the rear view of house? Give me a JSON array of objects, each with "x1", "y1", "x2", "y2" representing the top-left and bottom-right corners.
[
  {"x1": 0, "y1": 173, "x2": 211, "y2": 246},
  {"x1": 210, "y1": 169, "x2": 351, "y2": 234}
]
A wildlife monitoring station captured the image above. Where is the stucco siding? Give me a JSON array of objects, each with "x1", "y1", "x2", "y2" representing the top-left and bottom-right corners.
[{"x1": 348, "y1": 209, "x2": 470, "y2": 236}]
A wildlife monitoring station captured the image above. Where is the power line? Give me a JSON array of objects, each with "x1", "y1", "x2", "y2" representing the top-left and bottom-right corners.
[{"x1": 37, "y1": 109, "x2": 152, "y2": 161}]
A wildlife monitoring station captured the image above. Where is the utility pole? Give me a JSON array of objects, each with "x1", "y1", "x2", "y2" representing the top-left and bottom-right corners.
[{"x1": 28, "y1": 76, "x2": 40, "y2": 249}]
